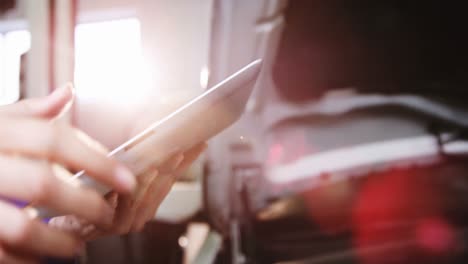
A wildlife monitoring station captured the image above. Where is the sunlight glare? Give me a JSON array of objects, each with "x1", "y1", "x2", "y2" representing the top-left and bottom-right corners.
[{"x1": 74, "y1": 18, "x2": 153, "y2": 105}]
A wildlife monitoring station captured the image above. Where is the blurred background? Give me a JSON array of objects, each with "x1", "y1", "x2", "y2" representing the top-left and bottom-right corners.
[{"x1": 2, "y1": 1, "x2": 468, "y2": 263}]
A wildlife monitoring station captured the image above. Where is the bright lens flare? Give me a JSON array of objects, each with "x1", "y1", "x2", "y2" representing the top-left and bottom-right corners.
[{"x1": 74, "y1": 18, "x2": 153, "y2": 104}]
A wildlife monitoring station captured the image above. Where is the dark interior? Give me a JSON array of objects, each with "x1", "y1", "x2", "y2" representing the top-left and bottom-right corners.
[{"x1": 273, "y1": 0, "x2": 468, "y2": 102}]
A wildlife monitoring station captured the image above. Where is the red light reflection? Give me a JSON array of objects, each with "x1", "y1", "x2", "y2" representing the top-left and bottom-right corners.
[
  {"x1": 267, "y1": 143, "x2": 284, "y2": 165},
  {"x1": 267, "y1": 129, "x2": 309, "y2": 165},
  {"x1": 351, "y1": 169, "x2": 457, "y2": 263},
  {"x1": 416, "y1": 218, "x2": 456, "y2": 255}
]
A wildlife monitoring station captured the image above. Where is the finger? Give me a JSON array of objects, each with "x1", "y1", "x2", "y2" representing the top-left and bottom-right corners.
[
  {"x1": 49, "y1": 192, "x2": 119, "y2": 241},
  {"x1": 129, "y1": 154, "x2": 184, "y2": 231},
  {"x1": 127, "y1": 154, "x2": 184, "y2": 232},
  {"x1": 0, "y1": 156, "x2": 114, "y2": 227},
  {"x1": 175, "y1": 143, "x2": 207, "y2": 174},
  {"x1": 132, "y1": 145, "x2": 206, "y2": 229},
  {"x1": 0, "y1": 247, "x2": 37, "y2": 264},
  {"x1": 48, "y1": 215, "x2": 83, "y2": 234},
  {"x1": 0, "y1": 201, "x2": 80, "y2": 258},
  {"x1": 81, "y1": 191, "x2": 118, "y2": 232},
  {"x1": 134, "y1": 169, "x2": 159, "y2": 204},
  {"x1": 0, "y1": 84, "x2": 74, "y2": 119},
  {"x1": 157, "y1": 153, "x2": 185, "y2": 175},
  {"x1": 0, "y1": 118, "x2": 136, "y2": 193},
  {"x1": 145, "y1": 173, "x2": 176, "y2": 221},
  {"x1": 144, "y1": 174, "x2": 176, "y2": 229},
  {"x1": 49, "y1": 215, "x2": 98, "y2": 240},
  {"x1": 133, "y1": 173, "x2": 175, "y2": 231},
  {"x1": 111, "y1": 194, "x2": 138, "y2": 235},
  {"x1": 113, "y1": 170, "x2": 162, "y2": 234},
  {"x1": 106, "y1": 192, "x2": 119, "y2": 209},
  {"x1": 112, "y1": 169, "x2": 160, "y2": 234},
  {"x1": 131, "y1": 152, "x2": 189, "y2": 231},
  {"x1": 77, "y1": 192, "x2": 116, "y2": 240}
]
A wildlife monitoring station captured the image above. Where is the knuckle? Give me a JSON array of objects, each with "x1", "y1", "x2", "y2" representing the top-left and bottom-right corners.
[
  {"x1": 44, "y1": 124, "x2": 61, "y2": 155},
  {"x1": 47, "y1": 123, "x2": 72, "y2": 155}
]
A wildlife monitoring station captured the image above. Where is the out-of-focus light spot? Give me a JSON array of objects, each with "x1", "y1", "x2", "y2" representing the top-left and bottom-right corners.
[
  {"x1": 257, "y1": 197, "x2": 302, "y2": 221},
  {"x1": 267, "y1": 143, "x2": 284, "y2": 165},
  {"x1": 269, "y1": 130, "x2": 310, "y2": 165},
  {"x1": 24, "y1": 207, "x2": 38, "y2": 219},
  {"x1": 74, "y1": 18, "x2": 152, "y2": 105},
  {"x1": 351, "y1": 168, "x2": 448, "y2": 263},
  {"x1": 416, "y1": 218, "x2": 456, "y2": 255},
  {"x1": 178, "y1": 235, "x2": 189, "y2": 248},
  {"x1": 200, "y1": 66, "x2": 209, "y2": 89}
]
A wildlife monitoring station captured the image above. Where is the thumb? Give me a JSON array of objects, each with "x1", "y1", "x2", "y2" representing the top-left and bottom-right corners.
[{"x1": 0, "y1": 83, "x2": 74, "y2": 119}]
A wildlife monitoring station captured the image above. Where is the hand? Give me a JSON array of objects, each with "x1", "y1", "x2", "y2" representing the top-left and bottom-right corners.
[
  {"x1": 50, "y1": 93, "x2": 206, "y2": 239},
  {"x1": 50, "y1": 143, "x2": 206, "y2": 239},
  {"x1": 112, "y1": 143, "x2": 207, "y2": 234},
  {"x1": 0, "y1": 85, "x2": 137, "y2": 262}
]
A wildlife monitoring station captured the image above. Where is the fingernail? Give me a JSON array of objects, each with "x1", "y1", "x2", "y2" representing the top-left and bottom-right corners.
[
  {"x1": 114, "y1": 166, "x2": 136, "y2": 193},
  {"x1": 51, "y1": 83, "x2": 74, "y2": 100}
]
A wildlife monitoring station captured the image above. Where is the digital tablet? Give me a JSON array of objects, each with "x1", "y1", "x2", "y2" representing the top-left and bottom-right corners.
[{"x1": 37, "y1": 59, "x2": 262, "y2": 218}]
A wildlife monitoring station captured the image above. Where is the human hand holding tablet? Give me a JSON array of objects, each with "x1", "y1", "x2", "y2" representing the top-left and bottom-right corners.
[{"x1": 36, "y1": 59, "x2": 262, "y2": 219}]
